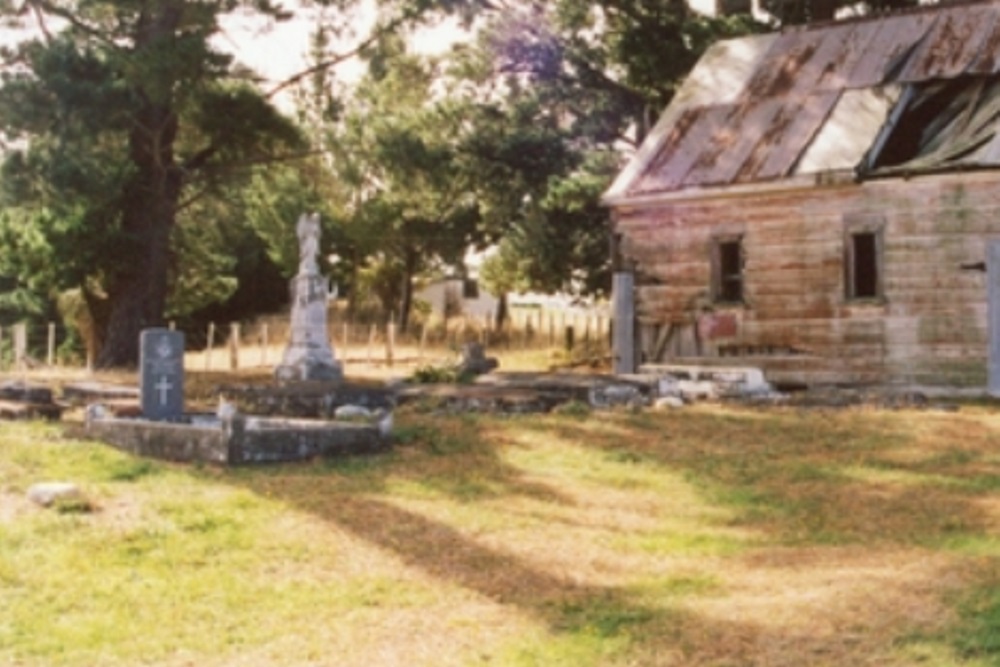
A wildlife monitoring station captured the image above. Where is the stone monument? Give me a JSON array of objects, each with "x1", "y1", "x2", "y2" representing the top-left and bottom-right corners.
[
  {"x1": 140, "y1": 328, "x2": 185, "y2": 420},
  {"x1": 275, "y1": 212, "x2": 343, "y2": 382}
]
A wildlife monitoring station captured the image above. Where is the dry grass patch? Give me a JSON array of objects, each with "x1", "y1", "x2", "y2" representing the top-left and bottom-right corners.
[{"x1": 3, "y1": 400, "x2": 1000, "y2": 666}]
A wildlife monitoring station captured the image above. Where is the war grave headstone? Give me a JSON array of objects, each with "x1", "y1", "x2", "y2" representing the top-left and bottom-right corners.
[{"x1": 140, "y1": 328, "x2": 185, "y2": 420}]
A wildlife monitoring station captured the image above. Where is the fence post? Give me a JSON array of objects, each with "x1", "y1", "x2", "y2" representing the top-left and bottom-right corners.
[
  {"x1": 13, "y1": 322, "x2": 27, "y2": 372},
  {"x1": 367, "y1": 323, "x2": 376, "y2": 364},
  {"x1": 205, "y1": 322, "x2": 216, "y2": 371},
  {"x1": 229, "y1": 322, "x2": 240, "y2": 370},
  {"x1": 565, "y1": 324, "x2": 575, "y2": 352},
  {"x1": 47, "y1": 322, "x2": 56, "y2": 366},
  {"x1": 342, "y1": 322, "x2": 349, "y2": 357},
  {"x1": 260, "y1": 323, "x2": 269, "y2": 366},
  {"x1": 386, "y1": 318, "x2": 395, "y2": 368}
]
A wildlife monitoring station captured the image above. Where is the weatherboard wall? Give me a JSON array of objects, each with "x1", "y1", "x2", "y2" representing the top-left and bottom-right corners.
[{"x1": 613, "y1": 171, "x2": 998, "y2": 388}]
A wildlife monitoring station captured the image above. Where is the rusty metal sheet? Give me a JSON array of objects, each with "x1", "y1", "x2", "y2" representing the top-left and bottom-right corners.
[
  {"x1": 796, "y1": 86, "x2": 902, "y2": 174},
  {"x1": 898, "y1": 5, "x2": 1000, "y2": 82},
  {"x1": 846, "y1": 11, "x2": 938, "y2": 87},
  {"x1": 814, "y1": 21, "x2": 882, "y2": 90},
  {"x1": 629, "y1": 106, "x2": 731, "y2": 195},
  {"x1": 672, "y1": 33, "x2": 777, "y2": 108},
  {"x1": 683, "y1": 97, "x2": 785, "y2": 187},
  {"x1": 967, "y1": 17, "x2": 1000, "y2": 74},
  {"x1": 737, "y1": 90, "x2": 841, "y2": 181}
]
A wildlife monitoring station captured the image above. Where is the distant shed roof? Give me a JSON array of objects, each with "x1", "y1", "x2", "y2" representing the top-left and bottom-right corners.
[{"x1": 606, "y1": 1, "x2": 1000, "y2": 202}]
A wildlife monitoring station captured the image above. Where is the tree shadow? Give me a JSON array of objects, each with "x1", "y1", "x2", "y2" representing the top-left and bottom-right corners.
[{"x1": 209, "y1": 405, "x2": 997, "y2": 664}]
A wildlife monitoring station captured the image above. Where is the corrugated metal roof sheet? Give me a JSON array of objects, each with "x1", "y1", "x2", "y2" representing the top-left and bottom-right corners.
[{"x1": 612, "y1": 0, "x2": 1000, "y2": 200}]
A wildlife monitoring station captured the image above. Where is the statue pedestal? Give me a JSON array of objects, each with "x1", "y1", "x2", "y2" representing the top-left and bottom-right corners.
[{"x1": 275, "y1": 274, "x2": 343, "y2": 383}]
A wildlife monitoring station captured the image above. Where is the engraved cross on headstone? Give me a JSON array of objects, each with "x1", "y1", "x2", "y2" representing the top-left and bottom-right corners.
[{"x1": 140, "y1": 328, "x2": 185, "y2": 420}]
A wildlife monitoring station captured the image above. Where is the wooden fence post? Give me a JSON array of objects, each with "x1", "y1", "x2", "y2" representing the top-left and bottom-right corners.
[
  {"x1": 260, "y1": 323, "x2": 269, "y2": 366},
  {"x1": 47, "y1": 322, "x2": 56, "y2": 366},
  {"x1": 205, "y1": 322, "x2": 216, "y2": 371},
  {"x1": 386, "y1": 318, "x2": 396, "y2": 368},
  {"x1": 229, "y1": 322, "x2": 240, "y2": 370},
  {"x1": 367, "y1": 323, "x2": 376, "y2": 364},
  {"x1": 13, "y1": 322, "x2": 27, "y2": 372}
]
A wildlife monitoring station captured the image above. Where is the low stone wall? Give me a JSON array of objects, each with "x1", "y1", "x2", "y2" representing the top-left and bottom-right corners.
[{"x1": 86, "y1": 414, "x2": 389, "y2": 466}]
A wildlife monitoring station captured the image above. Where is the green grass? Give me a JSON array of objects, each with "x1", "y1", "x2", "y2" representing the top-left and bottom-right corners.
[{"x1": 2, "y1": 402, "x2": 1000, "y2": 666}]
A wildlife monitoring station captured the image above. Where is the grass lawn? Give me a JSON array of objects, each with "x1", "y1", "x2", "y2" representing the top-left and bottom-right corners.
[{"x1": 2, "y1": 399, "x2": 1000, "y2": 666}]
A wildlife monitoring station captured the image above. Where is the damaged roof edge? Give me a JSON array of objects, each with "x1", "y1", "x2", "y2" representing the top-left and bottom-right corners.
[
  {"x1": 601, "y1": 33, "x2": 778, "y2": 204},
  {"x1": 605, "y1": 1, "x2": 1000, "y2": 203}
]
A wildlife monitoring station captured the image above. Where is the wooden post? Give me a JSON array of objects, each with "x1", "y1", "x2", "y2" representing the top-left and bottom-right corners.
[
  {"x1": 989, "y1": 240, "x2": 1000, "y2": 396},
  {"x1": 548, "y1": 312, "x2": 555, "y2": 347},
  {"x1": 13, "y1": 322, "x2": 27, "y2": 372},
  {"x1": 205, "y1": 322, "x2": 216, "y2": 371},
  {"x1": 260, "y1": 323, "x2": 269, "y2": 366},
  {"x1": 565, "y1": 325, "x2": 575, "y2": 352},
  {"x1": 386, "y1": 318, "x2": 396, "y2": 368},
  {"x1": 47, "y1": 322, "x2": 56, "y2": 366},
  {"x1": 342, "y1": 322, "x2": 350, "y2": 357},
  {"x1": 367, "y1": 323, "x2": 376, "y2": 364},
  {"x1": 612, "y1": 272, "x2": 636, "y2": 375},
  {"x1": 229, "y1": 322, "x2": 240, "y2": 370}
]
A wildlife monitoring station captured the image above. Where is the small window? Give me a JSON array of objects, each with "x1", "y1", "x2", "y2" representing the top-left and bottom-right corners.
[
  {"x1": 845, "y1": 227, "x2": 884, "y2": 301},
  {"x1": 463, "y1": 279, "x2": 479, "y2": 300},
  {"x1": 712, "y1": 236, "x2": 744, "y2": 304}
]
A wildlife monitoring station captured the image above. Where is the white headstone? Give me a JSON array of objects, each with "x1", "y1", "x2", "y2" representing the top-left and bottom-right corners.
[{"x1": 276, "y1": 213, "x2": 343, "y2": 382}]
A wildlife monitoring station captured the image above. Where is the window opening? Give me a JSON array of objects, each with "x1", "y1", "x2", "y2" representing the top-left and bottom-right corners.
[
  {"x1": 850, "y1": 233, "x2": 879, "y2": 299},
  {"x1": 715, "y1": 237, "x2": 744, "y2": 303}
]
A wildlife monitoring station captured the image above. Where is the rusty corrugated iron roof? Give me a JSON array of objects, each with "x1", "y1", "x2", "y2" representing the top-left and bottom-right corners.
[{"x1": 612, "y1": 1, "x2": 1000, "y2": 200}]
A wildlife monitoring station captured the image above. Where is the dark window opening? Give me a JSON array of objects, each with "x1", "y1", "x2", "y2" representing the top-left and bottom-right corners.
[
  {"x1": 867, "y1": 76, "x2": 1000, "y2": 174},
  {"x1": 715, "y1": 238, "x2": 744, "y2": 303},
  {"x1": 846, "y1": 230, "x2": 883, "y2": 301},
  {"x1": 463, "y1": 279, "x2": 480, "y2": 300}
]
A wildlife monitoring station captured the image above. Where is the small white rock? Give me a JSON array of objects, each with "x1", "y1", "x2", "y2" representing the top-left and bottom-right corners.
[
  {"x1": 335, "y1": 404, "x2": 371, "y2": 419},
  {"x1": 27, "y1": 482, "x2": 83, "y2": 508},
  {"x1": 653, "y1": 396, "x2": 686, "y2": 410}
]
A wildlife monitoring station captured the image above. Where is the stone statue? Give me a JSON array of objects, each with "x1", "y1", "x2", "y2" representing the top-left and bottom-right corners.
[
  {"x1": 275, "y1": 212, "x2": 343, "y2": 382},
  {"x1": 296, "y1": 212, "x2": 321, "y2": 274}
]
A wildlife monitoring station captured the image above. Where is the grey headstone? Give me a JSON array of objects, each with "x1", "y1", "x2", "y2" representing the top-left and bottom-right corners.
[{"x1": 140, "y1": 328, "x2": 185, "y2": 420}]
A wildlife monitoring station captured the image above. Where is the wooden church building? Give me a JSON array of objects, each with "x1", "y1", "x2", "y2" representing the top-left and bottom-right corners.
[{"x1": 604, "y1": 1, "x2": 1000, "y2": 393}]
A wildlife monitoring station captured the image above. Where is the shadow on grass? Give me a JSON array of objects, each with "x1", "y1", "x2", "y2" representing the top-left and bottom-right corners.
[
  {"x1": 211, "y1": 405, "x2": 1000, "y2": 665},
  {"x1": 517, "y1": 407, "x2": 1000, "y2": 547}
]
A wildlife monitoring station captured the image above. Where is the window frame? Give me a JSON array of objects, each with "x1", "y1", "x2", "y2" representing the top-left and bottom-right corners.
[
  {"x1": 843, "y1": 214, "x2": 886, "y2": 303},
  {"x1": 710, "y1": 233, "x2": 746, "y2": 305}
]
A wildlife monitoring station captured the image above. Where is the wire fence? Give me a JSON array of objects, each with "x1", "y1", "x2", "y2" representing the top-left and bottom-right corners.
[{"x1": 0, "y1": 307, "x2": 613, "y2": 374}]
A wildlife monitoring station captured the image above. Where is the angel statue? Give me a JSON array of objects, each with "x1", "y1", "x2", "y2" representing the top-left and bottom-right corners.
[{"x1": 296, "y1": 212, "x2": 321, "y2": 274}]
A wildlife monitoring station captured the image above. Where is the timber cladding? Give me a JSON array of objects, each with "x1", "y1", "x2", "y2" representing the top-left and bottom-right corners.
[{"x1": 614, "y1": 171, "x2": 996, "y2": 388}]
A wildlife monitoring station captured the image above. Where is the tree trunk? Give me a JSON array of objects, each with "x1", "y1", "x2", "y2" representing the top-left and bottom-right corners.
[
  {"x1": 96, "y1": 104, "x2": 182, "y2": 367},
  {"x1": 398, "y1": 248, "x2": 417, "y2": 334},
  {"x1": 95, "y1": 4, "x2": 184, "y2": 368},
  {"x1": 494, "y1": 292, "x2": 509, "y2": 331}
]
